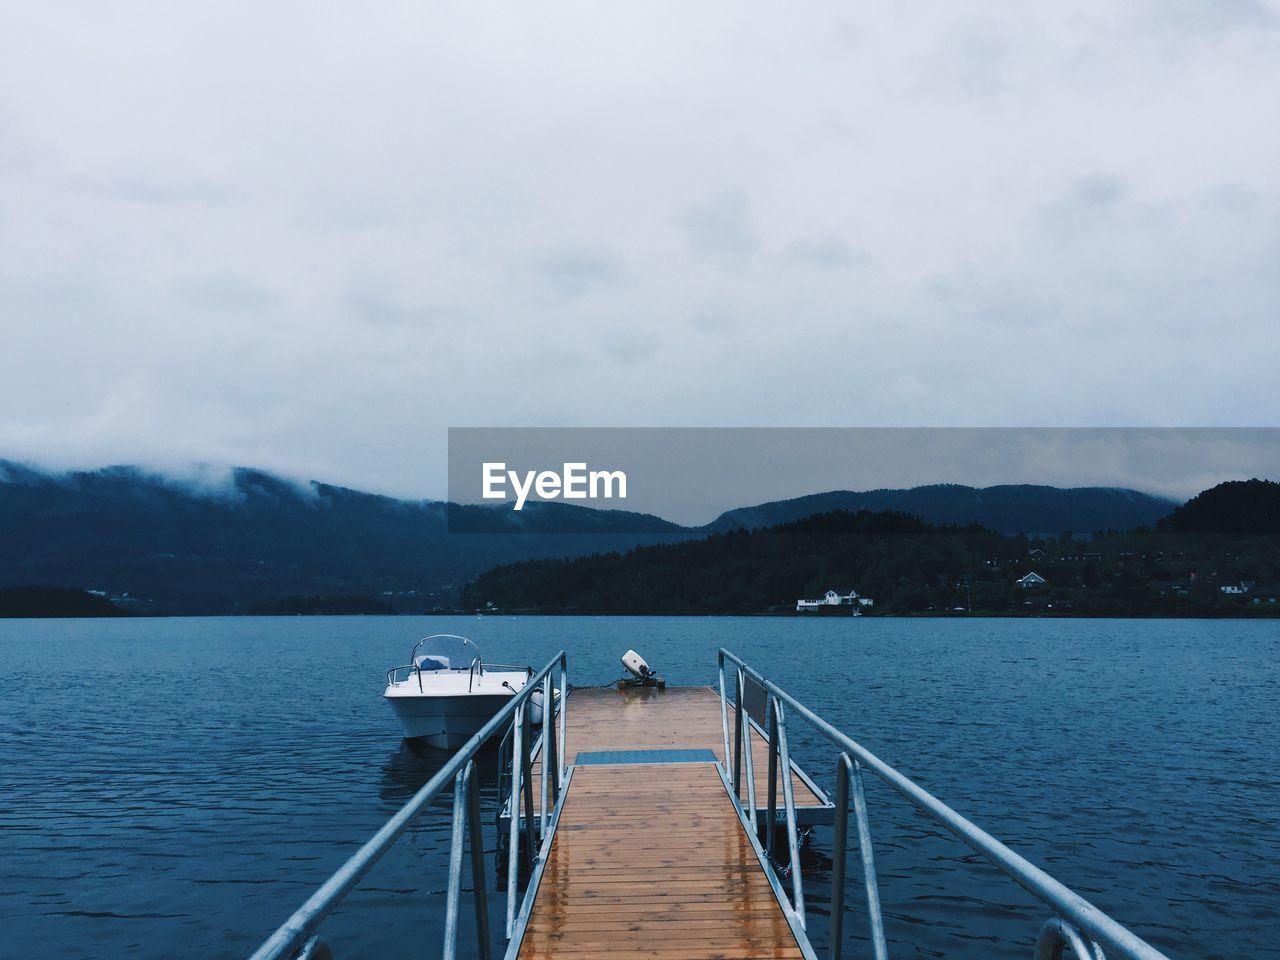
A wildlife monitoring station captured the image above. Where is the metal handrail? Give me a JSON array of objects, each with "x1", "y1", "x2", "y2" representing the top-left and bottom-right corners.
[
  {"x1": 386, "y1": 659, "x2": 530, "y2": 694},
  {"x1": 408, "y1": 633, "x2": 476, "y2": 662},
  {"x1": 832, "y1": 753, "x2": 888, "y2": 960},
  {"x1": 769, "y1": 695, "x2": 805, "y2": 924},
  {"x1": 484, "y1": 662, "x2": 533, "y2": 673},
  {"x1": 499, "y1": 669, "x2": 567, "y2": 936},
  {"x1": 717, "y1": 648, "x2": 1172, "y2": 960},
  {"x1": 385, "y1": 662, "x2": 423, "y2": 692},
  {"x1": 249, "y1": 651, "x2": 568, "y2": 960}
]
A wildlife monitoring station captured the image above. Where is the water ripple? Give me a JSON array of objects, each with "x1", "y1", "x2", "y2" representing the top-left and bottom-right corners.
[{"x1": 0, "y1": 615, "x2": 1276, "y2": 959}]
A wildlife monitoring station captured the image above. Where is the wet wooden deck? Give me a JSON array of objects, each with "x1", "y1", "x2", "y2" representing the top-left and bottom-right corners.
[
  {"x1": 515, "y1": 761, "x2": 803, "y2": 959},
  {"x1": 513, "y1": 685, "x2": 814, "y2": 959},
  {"x1": 534, "y1": 685, "x2": 827, "y2": 817}
]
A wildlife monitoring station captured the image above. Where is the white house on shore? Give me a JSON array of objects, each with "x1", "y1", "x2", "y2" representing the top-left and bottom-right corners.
[
  {"x1": 796, "y1": 588, "x2": 874, "y2": 614},
  {"x1": 1016, "y1": 572, "x2": 1048, "y2": 589}
]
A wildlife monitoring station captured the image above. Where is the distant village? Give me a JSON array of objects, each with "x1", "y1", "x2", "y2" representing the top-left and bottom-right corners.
[
  {"x1": 1012, "y1": 548, "x2": 1278, "y2": 604},
  {"x1": 797, "y1": 542, "x2": 1280, "y2": 616},
  {"x1": 788, "y1": 537, "x2": 1280, "y2": 619},
  {"x1": 796, "y1": 588, "x2": 874, "y2": 615},
  {"x1": 988, "y1": 542, "x2": 1280, "y2": 613}
]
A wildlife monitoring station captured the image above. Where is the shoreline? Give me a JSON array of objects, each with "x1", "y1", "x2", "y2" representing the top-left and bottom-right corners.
[{"x1": 4, "y1": 609, "x2": 1279, "y2": 621}]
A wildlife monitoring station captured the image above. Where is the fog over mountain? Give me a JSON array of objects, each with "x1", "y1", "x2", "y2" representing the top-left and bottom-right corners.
[
  {"x1": 709, "y1": 485, "x2": 1176, "y2": 536},
  {"x1": 1, "y1": 460, "x2": 1178, "y2": 614}
]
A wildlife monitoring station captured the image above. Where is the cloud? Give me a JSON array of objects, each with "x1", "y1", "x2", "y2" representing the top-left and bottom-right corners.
[
  {"x1": 1066, "y1": 173, "x2": 1126, "y2": 210},
  {"x1": 0, "y1": 2, "x2": 1278, "y2": 499},
  {"x1": 689, "y1": 309, "x2": 740, "y2": 333},
  {"x1": 531, "y1": 251, "x2": 624, "y2": 299},
  {"x1": 678, "y1": 189, "x2": 757, "y2": 262},
  {"x1": 173, "y1": 274, "x2": 276, "y2": 314},
  {"x1": 76, "y1": 172, "x2": 238, "y2": 208},
  {"x1": 923, "y1": 18, "x2": 1013, "y2": 99},
  {"x1": 343, "y1": 286, "x2": 441, "y2": 329},
  {"x1": 783, "y1": 234, "x2": 865, "y2": 270},
  {"x1": 1136, "y1": 0, "x2": 1278, "y2": 37},
  {"x1": 602, "y1": 326, "x2": 660, "y2": 365}
]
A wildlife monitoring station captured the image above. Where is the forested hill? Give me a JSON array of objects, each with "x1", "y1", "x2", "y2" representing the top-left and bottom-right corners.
[
  {"x1": 0, "y1": 586, "x2": 128, "y2": 618},
  {"x1": 708, "y1": 484, "x2": 1176, "y2": 536},
  {"x1": 1159, "y1": 479, "x2": 1280, "y2": 535},
  {"x1": 463, "y1": 509, "x2": 972, "y2": 615},
  {"x1": 461, "y1": 487, "x2": 1280, "y2": 617},
  {"x1": 0, "y1": 459, "x2": 1200, "y2": 615},
  {"x1": 0, "y1": 461, "x2": 686, "y2": 615}
]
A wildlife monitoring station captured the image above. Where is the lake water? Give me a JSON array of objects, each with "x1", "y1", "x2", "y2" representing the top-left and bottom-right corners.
[{"x1": 1, "y1": 616, "x2": 1277, "y2": 960}]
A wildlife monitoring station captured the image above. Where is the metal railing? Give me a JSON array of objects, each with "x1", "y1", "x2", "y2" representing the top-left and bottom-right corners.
[
  {"x1": 385, "y1": 662, "x2": 426, "y2": 692},
  {"x1": 717, "y1": 648, "x2": 1172, "y2": 960},
  {"x1": 249, "y1": 651, "x2": 568, "y2": 960},
  {"x1": 385, "y1": 658, "x2": 531, "y2": 693}
]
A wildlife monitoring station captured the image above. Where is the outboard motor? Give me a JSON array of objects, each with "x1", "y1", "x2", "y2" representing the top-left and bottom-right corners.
[{"x1": 619, "y1": 649, "x2": 665, "y2": 689}]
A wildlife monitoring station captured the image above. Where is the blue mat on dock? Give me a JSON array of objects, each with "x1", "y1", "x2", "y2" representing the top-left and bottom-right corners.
[{"x1": 575, "y1": 749, "x2": 718, "y2": 765}]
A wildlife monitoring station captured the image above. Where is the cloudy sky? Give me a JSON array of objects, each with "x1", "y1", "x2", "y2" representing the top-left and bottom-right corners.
[{"x1": 1, "y1": 2, "x2": 1278, "y2": 500}]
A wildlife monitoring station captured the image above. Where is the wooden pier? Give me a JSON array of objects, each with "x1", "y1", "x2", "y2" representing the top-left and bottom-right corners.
[
  {"x1": 511, "y1": 685, "x2": 824, "y2": 959},
  {"x1": 530, "y1": 686, "x2": 830, "y2": 822},
  {"x1": 253, "y1": 651, "x2": 1174, "y2": 960}
]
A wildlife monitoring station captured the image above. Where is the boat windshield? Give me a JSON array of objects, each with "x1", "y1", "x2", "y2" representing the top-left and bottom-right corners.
[{"x1": 411, "y1": 635, "x2": 482, "y2": 672}]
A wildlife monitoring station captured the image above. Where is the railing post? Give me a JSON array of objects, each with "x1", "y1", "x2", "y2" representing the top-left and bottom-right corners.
[
  {"x1": 466, "y1": 764, "x2": 492, "y2": 960},
  {"x1": 1037, "y1": 918, "x2": 1106, "y2": 960},
  {"x1": 718, "y1": 654, "x2": 732, "y2": 774},
  {"x1": 850, "y1": 757, "x2": 889, "y2": 960},
  {"x1": 557, "y1": 658, "x2": 568, "y2": 787},
  {"x1": 442, "y1": 761, "x2": 472, "y2": 960},
  {"x1": 766, "y1": 695, "x2": 779, "y2": 856},
  {"x1": 296, "y1": 936, "x2": 332, "y2": 960},
  {"x1": 774, "y1": 698, "x2": 804, "y2": 926},
  {"x1": 546, "y1": 676, "x2": 561, "y2": 803},
  {"x1": 739, "y1": 670, "x2": 758, "y2": 834},
  {"x1": 831, "y1": 755, "x2": 851, "y2": 960},
  {"x1": 520, "y1": 700, "x2": 537, "y2": 868},
  {"x1": 504, "y1": 704, "x2": 524, "y2": 938},
  {"x1": 539, "y1": 673, "x2": 552, "y2": 837},
  {"x1": 832, "y1": 754, "x2": 888, "y2": 960},
  {"x1": 733, "y1": 668, "x2": 744, "y2": 795}
]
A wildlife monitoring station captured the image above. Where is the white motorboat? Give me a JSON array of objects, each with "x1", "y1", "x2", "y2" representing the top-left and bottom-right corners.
[{"x1": 383, "y1": 635, "x2": 531, "y2": 749}]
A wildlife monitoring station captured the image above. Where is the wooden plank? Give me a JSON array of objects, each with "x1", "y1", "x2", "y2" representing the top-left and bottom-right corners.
[
  {"x1": 515, "y1": 762, "x2": 802, "y2": 960},
  {"x1": 529, "y1": 685, "x2": 823, "y2": 811}
]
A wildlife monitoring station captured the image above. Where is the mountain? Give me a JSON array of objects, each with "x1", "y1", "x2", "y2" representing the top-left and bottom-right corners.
[
  {"x1": 0, "y1": 461, "x2": 1181, "y2": 615},
  {"x1": 461, "y1": 502, "x2": 1280, "y2": 617},
  {"x1": 462, "y1": 509, "x2": 959, "y2": 616},
  {"x1": 0, "y1": 461, "x2": 686, "y2": 615},
  {"x1": 0, "y1": 585, "x2": 129, "y2": 618},
  {"x1": 709, "y1": 484, "x2": 1177, "y2": 536},
  {"x1": 1158, "y1": 479, "x2": 1280, "y2": 535}
]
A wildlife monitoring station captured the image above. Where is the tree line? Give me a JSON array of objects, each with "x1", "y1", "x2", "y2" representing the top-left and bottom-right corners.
[{"x1": 460, "y1": 481, "x2": 1280, "y2": 617}]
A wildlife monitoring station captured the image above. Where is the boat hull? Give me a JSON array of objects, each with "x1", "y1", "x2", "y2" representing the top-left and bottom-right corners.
[{"x1": 385, "y1": 692, "x2": 515, "y2": 749}]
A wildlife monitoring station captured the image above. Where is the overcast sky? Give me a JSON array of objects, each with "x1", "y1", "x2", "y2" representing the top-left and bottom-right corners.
[{"x1": 2, "y1": 2, "x2": 1278, "y2": 500}]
